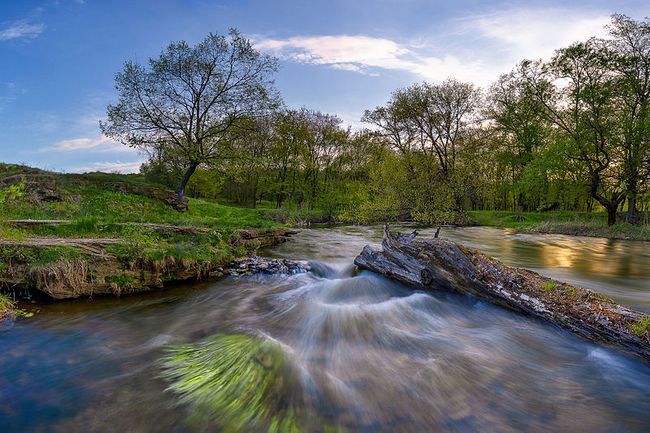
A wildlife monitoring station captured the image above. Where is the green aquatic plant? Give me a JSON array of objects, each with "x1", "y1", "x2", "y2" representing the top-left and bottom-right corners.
[{"x1": 160, "y1": 334, "x2": 304, "y2": 433}]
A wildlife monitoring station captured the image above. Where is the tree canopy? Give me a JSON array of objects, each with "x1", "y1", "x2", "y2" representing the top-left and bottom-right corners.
[{"x1": 108, "y1": 16, "x2": 649, "y2": 226}]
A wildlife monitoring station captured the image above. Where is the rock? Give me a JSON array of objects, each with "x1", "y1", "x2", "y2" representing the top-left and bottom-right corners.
[
  {"x1": 222, "y1": 257, "x2": 310, "y2": 277},
  {"x1": 0, "y1": 174, "x2": 74, "y2": 204},
  {"x1": 107, "y1": 182, "x2": 188, "y2": 212}
]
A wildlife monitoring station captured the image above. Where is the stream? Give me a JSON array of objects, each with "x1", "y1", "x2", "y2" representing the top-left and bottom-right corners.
[{"x1": 1, "y1": 226, "x2": 649, "y2": 432}]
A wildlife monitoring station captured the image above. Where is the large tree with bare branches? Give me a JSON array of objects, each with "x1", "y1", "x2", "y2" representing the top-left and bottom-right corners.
[{"x1": 101, "y1": 29, "x2": 280, "y2": 201}]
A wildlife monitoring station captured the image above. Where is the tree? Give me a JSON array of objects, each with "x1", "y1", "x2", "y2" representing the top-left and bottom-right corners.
[
  {"x1": 607, "y1": 15, "x2": 650, "y2": 223},
  {"x1": 101, "y1": 29, "x2": 280, "y2": 202},
  {"x1": 363, "y1": 79, "x2": 480, "y2": 220},
  {"x1": 522, "y1": 41, "x2": 627, "y2": 226},
  {"x1": 485, "y1": 66, "x2": 550, "y2": 210}
]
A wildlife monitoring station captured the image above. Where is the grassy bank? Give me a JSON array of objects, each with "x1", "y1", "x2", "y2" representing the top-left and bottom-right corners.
[
  {"x1": 468, "y1": 211, "x2": 649, "y2": 241},
  {"x1": 0, "y1": 164, "x2": 284, "y2": 302}
]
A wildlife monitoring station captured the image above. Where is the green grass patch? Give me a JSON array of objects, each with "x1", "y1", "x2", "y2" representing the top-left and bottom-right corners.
[
  {"x1": 0, "y1": 225, "x2": 28, "y2": 241},
  {"x1": 542, "y1": 281, "x2": 557, "y2": 292},
  {"x1": 31, "y1": 246, "x2": 82, "y2": 267},
  {"x1": 630, "y1": 316, "x2": 650, "y2": 339},
  {"x1": 564, "y1": 286, "x2": 577, "y2": 297},
  {"x1": 0, "y1": 165, "x2": 278, "y2": 231},
  {"x1": 0, "y1": 165, "x2": 284, "y2": 301}
]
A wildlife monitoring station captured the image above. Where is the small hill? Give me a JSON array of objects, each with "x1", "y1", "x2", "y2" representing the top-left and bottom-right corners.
[{"x1": 0, "y1": 163, "x2": 275, "y2": 229}]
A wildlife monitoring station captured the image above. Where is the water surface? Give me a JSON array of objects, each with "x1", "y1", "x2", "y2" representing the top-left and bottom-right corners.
[{"x1": 1, "y1": 226, "x2": 649, "y2": 432}]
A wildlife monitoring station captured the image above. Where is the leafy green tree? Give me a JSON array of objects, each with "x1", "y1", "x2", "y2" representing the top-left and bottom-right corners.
[
  {"x1": 485, "y1": 65, "x2": 550, "y2": 210},
  {"x1": 607, "y1": 15, "x2": 650, "y2": 223},
  {"x1": 101, "y1": 29, "x2": 280, "y2": 202},
  {"x1": 522, "y1": 41, "x2": 626, "y2": 225},
  {"x1": 363, "y1": 79, "x2": 480, "y2": 221}
]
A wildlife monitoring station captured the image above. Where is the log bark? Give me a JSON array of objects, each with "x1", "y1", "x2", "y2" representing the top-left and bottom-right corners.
[{"x1": 354, "y1": 225, "x2": 650, "y2": 362}]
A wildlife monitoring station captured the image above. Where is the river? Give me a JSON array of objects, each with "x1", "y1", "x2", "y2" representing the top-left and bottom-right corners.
[{"x1": 1, "y1": 226, "x2": 649, "y2": 432}]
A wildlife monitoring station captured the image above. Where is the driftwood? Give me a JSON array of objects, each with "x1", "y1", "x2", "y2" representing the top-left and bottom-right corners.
[
  {"x1": 0, "y1": 237, "x2": 122, "y2": 256},
  {"x1": 354, "y1": 225, "x2": 650, "y2": 362}
]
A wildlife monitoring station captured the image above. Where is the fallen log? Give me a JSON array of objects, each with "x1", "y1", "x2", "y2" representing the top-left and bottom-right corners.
[{"x1": 354, "y1": 225, "x2": 650, "y2": 362}]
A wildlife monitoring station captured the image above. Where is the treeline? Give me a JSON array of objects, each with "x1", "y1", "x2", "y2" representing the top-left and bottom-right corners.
[{"x1": 104, "y1": 18, "x2": 649, "y2": 226}]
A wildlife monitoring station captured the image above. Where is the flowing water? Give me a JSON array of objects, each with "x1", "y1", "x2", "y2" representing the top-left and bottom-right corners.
[{"x1": 1, "y1": 226, "x2": 649, "y2": 432}]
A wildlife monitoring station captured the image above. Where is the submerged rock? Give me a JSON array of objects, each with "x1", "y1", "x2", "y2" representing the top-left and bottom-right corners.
[{"x1": 218, "y1": 257, "x2": 310, "y2": 277}]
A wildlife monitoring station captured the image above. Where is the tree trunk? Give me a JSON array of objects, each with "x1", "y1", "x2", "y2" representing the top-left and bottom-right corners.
[
  {"x1": 605, "y1": 204, "x2": 617, "y2": 226},
  {"x1": 626, "y1": 187, "x2": 639, "y2": 225},
  {"x1": 354, "y1": 225, "x2": 650, "y2": 362},
  {"x1": 177, "y1": 161, "x2": 199, "y2": 201}
]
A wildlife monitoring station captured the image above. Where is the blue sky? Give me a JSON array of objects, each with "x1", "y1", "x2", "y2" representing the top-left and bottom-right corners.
[{"x1": 0, "y1": 0, "x2": 647, "y2": 173}]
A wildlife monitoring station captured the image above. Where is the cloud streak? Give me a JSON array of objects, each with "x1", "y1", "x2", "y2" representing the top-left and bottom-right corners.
[
  {"x1": 0, "y1": 21, "x2": 44, "y2": 41},
  {"x1": 255, "y1": 7, "x2": 612, "y2": 86},
  {"x1": 70, "y1": 160, "x2": 144, "y2": 174},
  {"x1": 256, "y1": 34, "x2": 486, "y2": 83},
  {"x1": 50, "y1": 135, "x2": 135, "y2": 153}
]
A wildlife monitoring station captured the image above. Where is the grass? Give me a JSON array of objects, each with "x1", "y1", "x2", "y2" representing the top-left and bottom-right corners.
[
  {"x1": 0, "y1": 163, "x2": 284, "y2": 302},
  {"x1": 630, "y1": 316, "x2": 650, "y2": 339},
  {"x1": 542, "y1": 281, "x2": 557, "y2": 292},
  {"x1": 0, "y1": 293, "x2": 13, "y2": 320},
  {"x1": 0, "y1": 163, "x2": 276, "y2": 230},
  {"x1": 468, "y1": 210, "x2": 650, "y2": 241}
]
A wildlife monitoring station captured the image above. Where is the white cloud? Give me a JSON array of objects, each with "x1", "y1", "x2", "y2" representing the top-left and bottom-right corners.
[
  {"x1": 255, "y1": 7, "x2": 613, "y2": 86},
  {"x1": 458, "y1": 8, "x2": 610, "y2": 63},
  {"x1": 256, "y1": 34, "x2": 485, "y2": 84},
  {"x1": 50, "y1": 135, "x2": 135, "y2": 153},
  {"x1": 71, "y1": 160, "x2": 144, "y2": 174},
  {"x1": 0, "y1": 21, "x2": 44, "y2": 41}
]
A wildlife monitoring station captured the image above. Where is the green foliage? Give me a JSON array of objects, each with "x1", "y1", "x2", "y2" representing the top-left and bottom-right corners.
[
  {"x1": 101, "y1": 29, "x2": 280, "y2": 199},
  {"x1": 0, "y1": 246, "x2": 37, "y2": 264},
  {"x1": 0, "y1": 180, "x2": 25, "y2": 204},
  {"x1": 31, "y1": 246, "x2": 82, "y2": 267},
  {"x1": 104, "y1": 274, "x2": 140, "y2": 291},
  {"x1": 0, "y1": 225, "x2": 28, "y2": 241},
  {"x1": 161, "y1": 334, "x2": 303, "y2": 432},
  {"x1": 0, "y1": 293, "x2": 33, "y2": 319}
]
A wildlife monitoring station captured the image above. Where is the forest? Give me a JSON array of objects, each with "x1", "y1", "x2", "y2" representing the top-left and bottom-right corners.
[{"x1": 101, "y1": 15, "x2": 649, "y2": 229}]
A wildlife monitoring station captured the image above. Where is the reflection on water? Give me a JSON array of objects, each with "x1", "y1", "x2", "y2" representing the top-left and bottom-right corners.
[
  {"x1": 0, "y1": 226, "x2": 649, "y2": 432},
  {"x1": 269, "y1": 226, "x2": 649, "y2": 311}
]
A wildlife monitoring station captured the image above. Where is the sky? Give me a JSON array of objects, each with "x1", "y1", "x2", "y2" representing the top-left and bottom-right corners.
[{"x1": 0, "y1": 0, "x2": 647, "y2": 173}]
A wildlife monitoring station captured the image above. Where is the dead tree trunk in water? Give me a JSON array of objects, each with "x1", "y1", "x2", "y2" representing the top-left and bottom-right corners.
[{"x1": 354, "y1": 225, "x2": 650, "y2": 362}]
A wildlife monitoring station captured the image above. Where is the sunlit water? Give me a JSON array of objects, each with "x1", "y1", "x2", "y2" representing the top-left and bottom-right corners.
[{"x1": 1, "y1": 226, "x2": 649, "y2": 432}]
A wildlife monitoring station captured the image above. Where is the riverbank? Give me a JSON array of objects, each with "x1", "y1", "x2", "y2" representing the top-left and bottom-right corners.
[
  {"x1": 264, "y1": 207, "x2": 649, "y2": 241},
  {"x1": 467, "y1": 211, "x2": 650, "y2": 241},
  {"x1": 0, "y1": 164, "x2": 288, "y2": 311}
]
